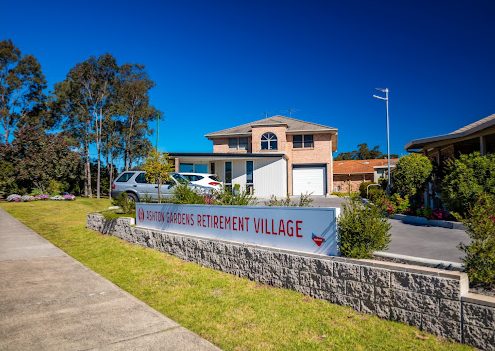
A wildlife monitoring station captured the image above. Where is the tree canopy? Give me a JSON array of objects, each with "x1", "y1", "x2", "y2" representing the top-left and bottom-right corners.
[
  {"x1": 0, "y1": 39, "x2": 48, "y2": 143},
  {"x1": 335, "y1": 143, "x2": 398, "y2": 160},
  {"x1": 0, "y1": 39, "x2": 161, "y2": 199}
]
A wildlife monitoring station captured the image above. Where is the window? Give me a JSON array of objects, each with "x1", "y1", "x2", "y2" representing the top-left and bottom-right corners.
[
  {"x1": 135, "y1": 173, "x2": 149, "y2": 183},
  {"x1": 179, "y1": 163, "x2": 194, "y2": 172},
  {"x1": 210, "y1": 162, "x2": 215, "y2": 174},
  {"x1": 246, "y1": 161, "x2": 254, "y2": 194},
  {"x1": 116, "y1": 172, "x2": 135, "y2": 182},
  {"x1": 179, "y1": 163, "x2": 207, "y2": 173},
  {"x1": 224, "y1": 161, "x2": 232, "y2": 190},
  {"x1": 228, "y1": 137, "x2": 248, "y2": 150},
  {"x1": 261, "y1": 132, "x2": 278, "y2": 150},
  {"x1": 293, "y1": 134, "x2": 314, "y2": 148}
]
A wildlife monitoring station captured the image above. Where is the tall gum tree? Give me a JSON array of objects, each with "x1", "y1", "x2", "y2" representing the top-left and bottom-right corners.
[
  {"x1": 0, "y1": 39, "x2": 47, "y2": 144},
  {"x1": 53, "y1": 54, "x2": 118, "y2": 198},
  {"x1": 114, "y1": 63, "x2": 159, "y2": 171}
]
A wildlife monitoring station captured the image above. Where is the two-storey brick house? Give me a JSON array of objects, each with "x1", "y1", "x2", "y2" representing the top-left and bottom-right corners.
[{"x1": 169, "y1": 115, "x2": 338, "y2": 197}]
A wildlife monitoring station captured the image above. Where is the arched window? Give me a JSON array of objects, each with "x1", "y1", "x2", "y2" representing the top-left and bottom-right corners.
[{"x1": 261, "y1": 132, "x2": 278, "y2": 150}]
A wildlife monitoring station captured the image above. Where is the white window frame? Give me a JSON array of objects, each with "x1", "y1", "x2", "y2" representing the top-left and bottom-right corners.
[{"x1": 261, "y1": 132, "x2": 278, "y2": 150}]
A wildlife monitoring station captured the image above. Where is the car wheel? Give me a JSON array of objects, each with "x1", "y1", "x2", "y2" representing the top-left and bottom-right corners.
[{"x1": 126, "y1": 192, "x2": 138, "y2": 203}]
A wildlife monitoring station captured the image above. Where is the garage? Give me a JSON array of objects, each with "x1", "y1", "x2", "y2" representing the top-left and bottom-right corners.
[{"x1": 292, "y1": 166, "x2": 326, "y2": 196}]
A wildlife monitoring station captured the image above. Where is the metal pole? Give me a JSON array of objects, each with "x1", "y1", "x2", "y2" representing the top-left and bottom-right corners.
[
  {"x1": 373, "y1": 88, "x2": 391, "y2": 194},
  {"x1": 385, "y1": 88, "x2": 391, "y2": 193}
]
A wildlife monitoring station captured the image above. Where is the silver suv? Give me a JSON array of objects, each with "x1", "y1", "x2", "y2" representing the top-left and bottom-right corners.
[{"x1": 111, "y1": 171, "x2": 199, "y2": 202}]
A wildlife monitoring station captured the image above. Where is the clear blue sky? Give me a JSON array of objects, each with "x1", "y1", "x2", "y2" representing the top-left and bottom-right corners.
[{"x1": 2, "y1": 0, "x2": 495, "y2": 156}]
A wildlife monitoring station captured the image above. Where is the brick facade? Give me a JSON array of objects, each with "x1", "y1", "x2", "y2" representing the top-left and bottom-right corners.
[{"x1": 210, "y1": 125, "x2": 335, "y2": 195}]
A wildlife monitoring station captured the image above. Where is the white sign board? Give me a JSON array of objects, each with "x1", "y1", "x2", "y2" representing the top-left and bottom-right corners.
[{"x1": 136, "y1": 203, "x2": 340, "y2": 256}]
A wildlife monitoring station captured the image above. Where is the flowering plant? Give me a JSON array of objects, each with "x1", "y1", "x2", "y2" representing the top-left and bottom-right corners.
[
  {"x1": 21, "y1": 195, "x2": 35, "y2": 202},
  {"x1": 34, "y1": 194, "x2": 50, "y2": 201},
  {"x1": 50, "y1": 195, "x2": 64, "y2": 200},
  {"x1": 7, "y1": 194, "x2": 22, "y2": 202},
  {"x1": 431, "y1": 208, "x2": 451, "y2": 220}
]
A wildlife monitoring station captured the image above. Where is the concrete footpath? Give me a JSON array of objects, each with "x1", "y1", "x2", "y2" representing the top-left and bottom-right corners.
[{"x1": 0, "y1": 208, "x2": 221, "y2": 351}]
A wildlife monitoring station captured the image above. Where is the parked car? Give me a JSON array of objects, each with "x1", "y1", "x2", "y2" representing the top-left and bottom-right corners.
[
  {"x1": 179, "y1": 173, "x2": 223, "y2": 190},
  {"x1": 111, "y1": 171, "x2": 208, "y2": 202}
]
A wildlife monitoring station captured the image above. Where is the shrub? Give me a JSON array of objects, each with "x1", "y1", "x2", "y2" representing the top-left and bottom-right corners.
[
  {"x1": 34, "y1": 194, "x2": 50, "y2": 201},
  {"x1": 172, "y1": 184, "x2": 207, "y2": 205},
  {"x1": 373, "y1": 195, "x2": 395, "y2": 216},
  {"x1": 338, "y1": 197, "x2": 391, "y2": 258},
  {"x1": 6, "y1": 194, "x2": 22, "y2": 202},
  {"x1": 390, "y1": 193, "x2": 410, "y2": 214},
  {"x1": 459, "y1": 194, "x2": 495, "y2": 287},
  {"x1": 111, "y1": 192, "x2": 135, "y2": 214},
  {"x1": 214, "y1": 186, "x2": 255, "y2": 206},
  {"x1": 441, "y1": 152, "x2": 495, "y2": 216},
  {"x1": 50, "y1": 195, "x2": 64, "y2": 200},
  {"x1": 265, "y1": 193, "x2": 313, "y2": 207},
  {"x1": 359, "y1": 181, "x2": 376, "y2": 198},
  {"x1": 47, "y1": 179, "x2": 65, "y2": 195},
  {"x1": 392, "y1": 153, "x2": 432, "y2": 198},
  {"x1": 21, "y1": 195, "x2": 35, "y2": 202},
  {"x1": 31, "y1": 188, "x2": 44, "y2": 196}
]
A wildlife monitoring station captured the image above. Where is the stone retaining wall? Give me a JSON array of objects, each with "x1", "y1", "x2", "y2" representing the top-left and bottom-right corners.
[{"x1": 87, "y1": 213, "x2": 495, "y2": 350}]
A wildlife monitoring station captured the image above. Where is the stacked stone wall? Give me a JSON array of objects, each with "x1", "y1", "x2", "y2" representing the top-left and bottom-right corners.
[{"x1": 87, "y1": 213, "x2": 495, "y2": 350}]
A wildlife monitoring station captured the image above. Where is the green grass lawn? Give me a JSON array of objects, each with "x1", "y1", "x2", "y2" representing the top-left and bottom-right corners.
[{"x1": 0, "y1": 199, "x2": 472, "y2": 351}]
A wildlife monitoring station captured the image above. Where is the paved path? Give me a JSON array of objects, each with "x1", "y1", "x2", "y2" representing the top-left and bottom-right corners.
[
  {"x1": 0, "y1": 208, "x2": 220, "y2": 351},
  {"x1": 387, "y1": 219, "x2": 469, "y2": 263}
]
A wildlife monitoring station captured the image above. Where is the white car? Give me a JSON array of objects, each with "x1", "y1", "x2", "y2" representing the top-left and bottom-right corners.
[{"x1": 179, "y1": 173, "x2": 223, "y2": 190}]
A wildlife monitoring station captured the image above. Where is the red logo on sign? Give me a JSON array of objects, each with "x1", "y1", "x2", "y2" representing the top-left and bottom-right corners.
[
  {"x1": 138, "y1": 208, "x2": 145, "y2": 221},
  {"x1": 312, "y1": 233, "x2": 325, "y2": 247}
]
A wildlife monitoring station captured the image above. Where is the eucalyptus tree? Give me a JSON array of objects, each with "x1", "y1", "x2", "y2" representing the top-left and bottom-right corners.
[
  {"x1": 114, "y1": 63, "x2": 160, "y2": 171},
  {"x1": 54, "y1": 54, "x2": 118, "y2": 198},
  {"x1": 0, "y1": 39, "x2": 47, "y2": 143}
]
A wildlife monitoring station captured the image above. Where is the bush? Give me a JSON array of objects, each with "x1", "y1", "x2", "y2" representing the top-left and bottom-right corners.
[
  {"x1": 265, "y1": 193, "x2": 313, "y2": 207},
  {"x1": 392, "y1": 154, "x2": 432, "y2": 198},
  {"x1": 214, "y1": 186, "x2": 255, "y2": 206},
  {"x1": 337, "y1": 197, "x2": 391, "y2": 258},
  {"x1": 459, "y1": 194, "x2": 495, "y2": 287},
  {"x1": 6, "y1": 194, "x2": 22, "y2": 202},
  {"x1": 171, "y1": 184, "x2": 256, "y2": 206},
  {"x1": 390, "y1": 193, "x2": 410, "y2": 214},
  {"x1": 111, "y1": 192, "x2": 136, "y2": 214},
  {"x1": 172, "y1": 184, "x2": 208, "y2": 205},
  {"x1": 441, "y1": 152, "x2": 495, "y2": 216},
  {"x1": 359, "y1": 181, "x2": 376, "y2": 198},
  {"x1": 47, "y1": 179, "x2": 65, "y2": 196}
]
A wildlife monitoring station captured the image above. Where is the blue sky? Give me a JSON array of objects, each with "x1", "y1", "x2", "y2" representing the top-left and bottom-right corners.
[{"x1": 2, "y1": 0, "x2": 495, "y2": 157}]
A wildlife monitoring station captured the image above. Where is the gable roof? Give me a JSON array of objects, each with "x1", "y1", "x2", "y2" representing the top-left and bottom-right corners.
[
  {"x1": 405, "y1": 114, "x2": 495, "y2": 151},
  {"x1": 333, "y1": 158, "x2": 399, "y2": 175},
  {"x1": 205, "y1": 115, "x2": 337, "y2": 138}
]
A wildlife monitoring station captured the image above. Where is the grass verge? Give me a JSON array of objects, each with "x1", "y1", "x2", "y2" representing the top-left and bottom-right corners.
[{"x1": 0, "y1": 199, "x2": 472, "y2": 351}]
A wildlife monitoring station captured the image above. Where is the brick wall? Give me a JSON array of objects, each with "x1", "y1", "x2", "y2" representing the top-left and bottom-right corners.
[{"x1": 87, "y1": 214, "x2": 495, "y2": 350}]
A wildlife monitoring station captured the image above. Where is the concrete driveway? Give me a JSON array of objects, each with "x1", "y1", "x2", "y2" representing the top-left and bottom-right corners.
[
  {"x1": 0, "y1": 208, "x2": 220, "y2": 351},
  {"x1": 285, "y1": 196, "x2": 469, "y2": 264}
]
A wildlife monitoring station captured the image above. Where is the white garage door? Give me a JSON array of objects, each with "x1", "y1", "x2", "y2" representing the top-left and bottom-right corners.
[{"x1": 293, "y1": 167, "x2": 325, "y2": 196}]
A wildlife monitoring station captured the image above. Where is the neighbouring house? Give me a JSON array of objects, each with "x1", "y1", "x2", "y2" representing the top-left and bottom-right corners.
[
  {"x1": 405, "y1": 113, "x2": 495, "y2": 209},
  {"x1": 405, "y1": 113, "x2": 495, "y2": 161},
  {"x1": 332, "y1": 158, "x2": 398, "y2": 193},
  {"x1": 169, "y1": 115, "x2": 338, "y2": 197}
]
